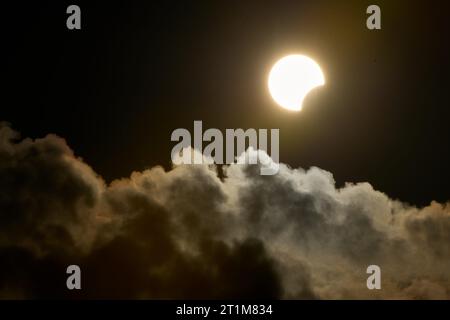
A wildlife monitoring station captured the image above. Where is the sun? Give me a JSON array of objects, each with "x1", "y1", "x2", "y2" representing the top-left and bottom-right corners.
[{"x1": 268, "y1": 54, "x2": 325, "y2": 111}]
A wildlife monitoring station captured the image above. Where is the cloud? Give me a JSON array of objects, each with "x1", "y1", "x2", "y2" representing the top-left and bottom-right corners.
[{"x1": 0, "y1": 123, "x2": 449, "y2": 299}]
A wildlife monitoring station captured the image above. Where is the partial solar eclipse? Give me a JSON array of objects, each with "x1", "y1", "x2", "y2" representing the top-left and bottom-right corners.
[{"x1": 268, "y1": 54, "x2": 325, "y2": 111}]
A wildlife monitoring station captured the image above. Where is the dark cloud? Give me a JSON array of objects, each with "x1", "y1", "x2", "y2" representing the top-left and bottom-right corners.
[
  {"x1": 0, "y1": 123, "x2": 106, "y2": 256},
  {"x1": 0, "y1": 123, "x2": 449, "y2": 299}
]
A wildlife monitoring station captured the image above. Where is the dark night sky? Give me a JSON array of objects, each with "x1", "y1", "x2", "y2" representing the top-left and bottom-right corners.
[{"x1": 2, "y1": 0, "x2": 449, "y2": 206}]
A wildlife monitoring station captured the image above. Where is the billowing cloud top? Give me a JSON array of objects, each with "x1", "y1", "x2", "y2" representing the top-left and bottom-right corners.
[{"x1": 0, "y1": 123, "x2": 449, "y2": 299}]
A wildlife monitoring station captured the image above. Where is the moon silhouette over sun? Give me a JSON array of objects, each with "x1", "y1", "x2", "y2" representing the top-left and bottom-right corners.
[{"x1": 268, "y1": 54, "x2": 325, "y2": 111}]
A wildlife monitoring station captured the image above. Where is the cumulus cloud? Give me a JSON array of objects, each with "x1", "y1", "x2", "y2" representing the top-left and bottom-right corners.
[{"x1": 0, "y1": 123, "x2": 449, "y2": 299}]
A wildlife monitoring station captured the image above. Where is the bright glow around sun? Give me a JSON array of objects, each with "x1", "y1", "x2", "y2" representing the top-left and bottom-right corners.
[{"x1": 268, "y1": 54, "x2": 325, "y2": 111}]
